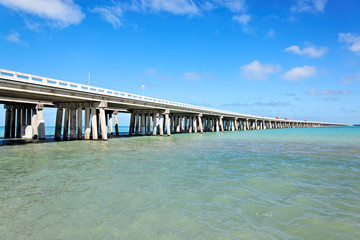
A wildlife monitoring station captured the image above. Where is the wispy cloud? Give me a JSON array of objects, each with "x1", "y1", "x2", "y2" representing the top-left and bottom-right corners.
[
  {"x1": 93, "y1": 0, "x2": 248, "y2": 28},
  {"x1": 183, "y1": 72, "x2": 201, "y2": 81},
  {"x1": 232, "y1": 13, "x2": 251, "y2": 28},
  {"x1": 285, "y1": 43, "x2": 327, "y2": 58},
  {"x1": 145, "y1": 68, "x2": 158, "y2": 74},
  {"x1": 282, "y1": 66, "x2": 316, "y2": 80},
  {"x1": 291, "y1": 0, "x2": 327, "y2": 13},
  {"x1": 306, "y1": 89, "x2": 351, "y2": 96},
  {"x1": 92, "y1": 4, "x2": 123, "y2": 28},
  {"x1": 5, "y1": 29, "x2": 22, "y2": 43},
  {"x1": 0, "y1": 0, "x2": 84, "y2": 28},
  {"x1": 266, "y1": 28, "x2": 275, "y2": 38},
  {"x1": 222, "y1": 101, "x2": 291, "y2": 107},
  {"x1": 340, "y1": 73, "x2": 360, "y2": 84},
  {"x1": 241, "y1": 60, "x2": 281, "y2": 81},
  {"x1": 338, "y1": 32, "x2": 360, "y2": 54}
]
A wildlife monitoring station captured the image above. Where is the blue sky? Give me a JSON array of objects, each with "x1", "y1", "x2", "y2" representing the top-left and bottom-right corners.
[{"x1": 0, "y1": 0, "x2": 359, "y2": 126}]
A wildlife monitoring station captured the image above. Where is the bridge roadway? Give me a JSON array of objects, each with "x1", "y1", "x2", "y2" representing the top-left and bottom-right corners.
[{"x1": 0, "y1": 68, "x2": 348, "y2": 141}]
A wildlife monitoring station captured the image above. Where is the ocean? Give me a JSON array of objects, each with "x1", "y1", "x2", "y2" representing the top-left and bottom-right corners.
[{"x1": 0, "y1": 127, "x2": 359, "y2": 239}]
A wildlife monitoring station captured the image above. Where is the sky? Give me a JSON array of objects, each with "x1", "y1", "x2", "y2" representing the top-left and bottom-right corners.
[{"x1": 0, "y1": 0, "x2": 359, "y2": 126}]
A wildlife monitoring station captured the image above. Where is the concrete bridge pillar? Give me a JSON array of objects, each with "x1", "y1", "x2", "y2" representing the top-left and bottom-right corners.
[
  {"x1": 140, "y1": 113, "x2": 146, "y2": 136},
  {"x1": 147, "y1": 113, "x2": 151, "y2": 135},
  {"x1": 198, "y1": 115, "x2": 203, "y2": 134},
  {"x1": 84, "y1": 107, "x2": 91, "y2": 140},
  {"x1": 189, "y1": 116, "x2": 193, "y2": 133},
  {"x1": 129, "y1": 112, "x2": 135, "y2": 136},
  {"x1": 37, "y1": 104, "x2": 45, "y2": 139},
  {"x1": 70, "y1": 105, "x2": 77, "y2": 140},
  {"x1": 152, "y1": 113, "x2": 157, "y2": 136},
  {"x1": 159, "y1": 113, "x2": 164, "y2": 136},
  {"x1": 114, "y1": 111, "x2": 119, "y2": 136},
  {"x1": 165, "y1": 111, "x2": 171, "y2": 136}
]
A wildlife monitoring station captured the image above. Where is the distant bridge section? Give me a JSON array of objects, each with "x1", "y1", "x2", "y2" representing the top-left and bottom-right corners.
[{"x1": 0, "y1": 69, "x2": 349, "y2": 141}]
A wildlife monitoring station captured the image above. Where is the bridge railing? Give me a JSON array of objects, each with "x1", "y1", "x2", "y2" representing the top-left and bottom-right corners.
[
  {"x1": 0, "y1": 68, "x2": 345, "y2": 125},
  {"x1": 0, "y1": 68, "x2": 257, "y2": 117}
]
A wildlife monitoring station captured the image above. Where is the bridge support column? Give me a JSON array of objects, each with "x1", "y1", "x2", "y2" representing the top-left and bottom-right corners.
[
  {"x1": 70, "y1": 106, "x2": 77, "y2": 140},
  {"x1": 189, "y1": 116, "x2": 193, "y2": 133},
  {"x1": 16, "y1": 108, "x2": 21, "y2": 138},
  {"x1": 4, "y1": 108, "x2": 11, "y2": 138},
  {"x1": 220, "y1": 117, "x2": 224, "y2": 132},
  {"x1": 146, "y1": 113, "x2": 151, "y2": 135},
  {"x1": 165, "y1": 111, "x2": 171, "y2": 136},
  {"x1": 99, "y1": 108, "x2": 108, "y2": 141},
  {"x1": 159, "y1": 114, "x2": 164, "y2": 136},
  {"x1": 194, "y1": 117, "x2": 198, "y2": 133},
  {"x1": 129, "y1": 112, "x2": 135, "y2": 136},
  {"x1": 198, "y1": 115, "x2": 203, "y2": 134},
  {"x1": 31, "y1": 109, "x2": 37, "y2": 139},
  {"x1": 135, "y1": 113, "x2": 140, "y2": 135},
  {"x1": 114, "y1": 111, "x2": 119, "y2": 136},
  {"x1": 37, "y1": 104, "x2": 45, "y2": 140},
  {"x1": 152, "y1": 113, "x2": 157, "y2": 136},
  {"x1": 77, "y1": 104, "x2": 83, "y2": 140},
  {"x1": 140, "y1": 113, "x2": 146, "y2": 136},
  {"x1": 85, "y1": 107, "x2": 91, "y2": 140},
  {"x1": 63, "y1": 106, "x2": 70, "y2": 140},
  {"x1": 232, "y1": 119, "x2": 235, "y2": 131},
  {"x1": 55, "y1": 106, "x2": 63, "y2": 141},
  {"x1": 10, "y1": 108, "x2": 15, "y2": 138},
  {"x1": 91, "y1": 107, "x2": 98, "y2": 140},
  {"x1": 108, "y1": 111, "x2": 113, "y2": 136},
  {"x1": 23, "y1": 107, "x2": 33, "y2": 139}
]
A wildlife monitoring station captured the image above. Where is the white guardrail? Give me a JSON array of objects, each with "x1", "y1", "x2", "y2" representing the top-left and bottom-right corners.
[{"x1": 0, "y1": 68, "x2": 342, "y2": 125}]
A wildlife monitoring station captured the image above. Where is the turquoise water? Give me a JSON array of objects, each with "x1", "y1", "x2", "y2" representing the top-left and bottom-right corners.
[{"x1": 1, "y1": 127, "x2": 359, "y2": 239}]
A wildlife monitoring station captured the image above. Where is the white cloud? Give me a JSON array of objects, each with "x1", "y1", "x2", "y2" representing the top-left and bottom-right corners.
[
  {"x1": 94, "y1": 0, "x2": 248, "y2": 27},
  {"x1": 0, "y1": 0, "x2": 84, "y2": 27},
  {"x1": 132, "y1": 0, "x2": 199, "y2": 15},
  {"x1": 92, "y1": 4, "x2": 123, "y2": 28},
  {"x1": 282, "y1": 66, "x2": 316, "y2": 80},
  {"x1": 183, "y1": 72, "x2": 200, "y2": 81},
  {"x1": 241, "y1": 60, "x2": 281, "y2": 81},
  {"x1": 291, "y1": 0, "x2": 327, "y2": 13},
  {"x1": 232, "y1": 14, "x2": 251, "y2": 26},
  {"x1": 6, "y1": 30, "x2": 21, "y2": 43},
  {"x1": 285, "y1": 43, "x2": 327, "y2": 58},
  {"x1": 213, "y1": 0, "x2": 246, "y2": 12},
  {"x1": 338, "y1": 33, "x2": 360, "y2": 53}
]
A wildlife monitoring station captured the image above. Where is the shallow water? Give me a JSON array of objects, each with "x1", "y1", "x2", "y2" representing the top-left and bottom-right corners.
[{"x1": 1, "y1": 127, "x2": 360, "y2": 239}]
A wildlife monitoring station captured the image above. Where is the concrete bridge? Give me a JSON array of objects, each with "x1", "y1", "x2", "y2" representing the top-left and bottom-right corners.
[{"x1": 0, "y1": 69, "x2": 348, "y2": 141}]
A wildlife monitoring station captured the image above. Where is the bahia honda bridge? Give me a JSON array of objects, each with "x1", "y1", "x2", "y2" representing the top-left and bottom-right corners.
[{"x1": 0, "y1": 69, "x2": 349, "y2": 141}]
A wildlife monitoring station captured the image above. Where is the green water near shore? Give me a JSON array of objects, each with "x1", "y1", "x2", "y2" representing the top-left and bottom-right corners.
[{"x1": 1, "y1": 127, "x2": 360, "y2": 239}]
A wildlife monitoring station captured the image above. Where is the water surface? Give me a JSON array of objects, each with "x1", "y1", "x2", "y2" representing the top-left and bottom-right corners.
[{"x1": 1, "y1": 127, "x2": 359, "y2": 239}]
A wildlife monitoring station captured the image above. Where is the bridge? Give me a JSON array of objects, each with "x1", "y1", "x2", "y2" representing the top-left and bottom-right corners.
[{"x1": 0, "y1": 69, "x2": 348, "y2": 141}]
